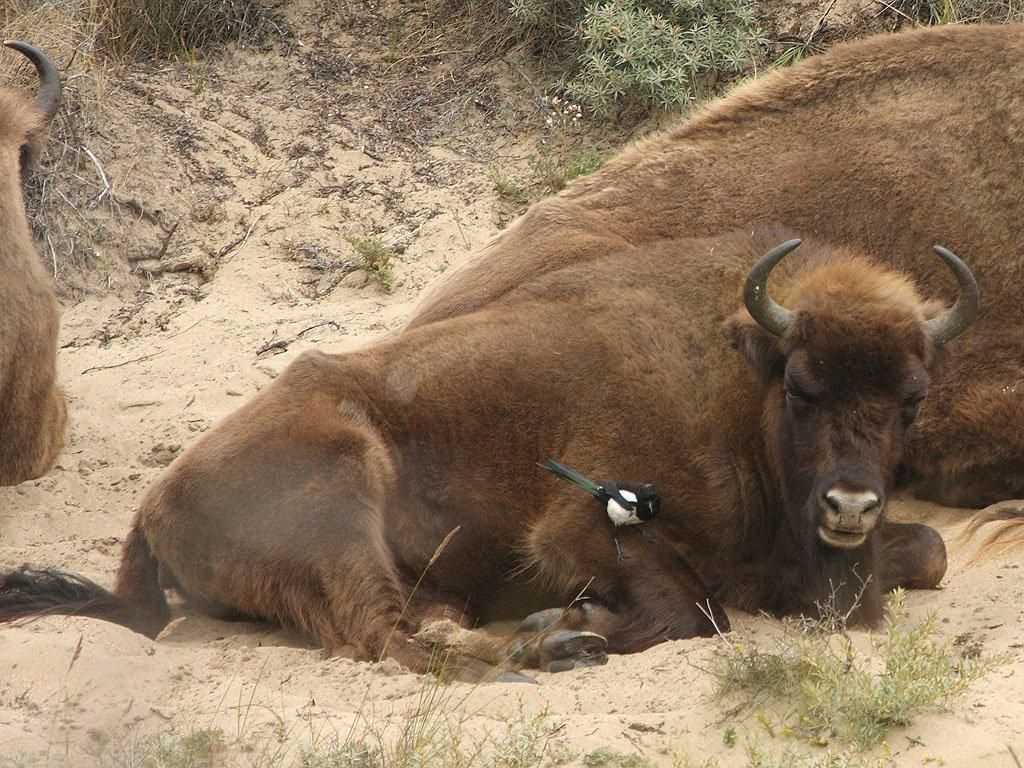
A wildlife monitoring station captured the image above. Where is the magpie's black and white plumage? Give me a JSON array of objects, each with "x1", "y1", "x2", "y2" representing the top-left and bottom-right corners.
[{"x1": 538, "y1": 460, "x2": 660, "y2": 527}]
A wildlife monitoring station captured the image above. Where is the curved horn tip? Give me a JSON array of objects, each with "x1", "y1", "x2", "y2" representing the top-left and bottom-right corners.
[
  {"x1": 923, "y1": 244, "x2": 980, "y2": 346},
  {"x1": 743, "y1": 238, "x2": 802, "y2": 338},
  {"x1": 4, "y1": 40, "x2": 62, "y2": 123}
]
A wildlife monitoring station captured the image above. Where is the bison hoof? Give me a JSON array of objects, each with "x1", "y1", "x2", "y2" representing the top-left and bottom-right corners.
[
  {"x1": 539, "y1": 630, "x2": 607, "y2": 668},
  {"x1": 507, "y1": 627, "x2": 608, "y2": 670},
  {"x1": 543, "y1": 654, "x2": 608, "y2": 673},
  {"x1": 517, "y1": 608, "x2": 566, "y2": 634}
]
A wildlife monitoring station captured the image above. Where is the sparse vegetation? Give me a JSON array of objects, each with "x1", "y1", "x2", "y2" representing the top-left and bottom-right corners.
[
  {"x1": 491, "y1": 166, "x2": 534, "y2": 205},
  {"x1": 741, "y1": 745, "x2": 888, "y2": 768},
  {"x1": 151, "y1": 728, "x2": 229, "y2": 768},
  {"x1": 886, "y1": 0, "x2": 1024, "y2": 25},
  {"x1": 494, "y1": 146, "x2": 609, "y2": 205},
  {"x1": 583, "y1": 747, "x2": 654, "y2": 767},
  {"x1": 343, "y1": 235, "x2": 397, "y2": 292},
  {"x1": 84, "y1": 693, "x2": 570, "y2": 768},
  {"x1": 712, "y1": 590, "x2": 1001, "y2": 751}
]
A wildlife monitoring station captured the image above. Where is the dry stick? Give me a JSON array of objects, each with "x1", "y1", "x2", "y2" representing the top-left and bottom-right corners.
[
  {"x1": 127, "y1": 220, "x2": 179, "y2": 263},
  {"x1": 82, "y1": 145, "x2": 110, "y2": 204},
  {"x1": 296, "y1": 320, "x2": 341, "y2": 338},
  {"x1": 81, "y1": 351, "x2": 162, "y2": 375},
  {"x1": 806, "y1": 0, "x2": 838, "y2": 46},
  {"x1": 218, "y1": 213, "x2": 266, "y2": 260},
  {"x1": 44, "y1": 635, "x2": 84, "y2": 767},
  {"x1": 871, "y1": 0, "x2": 916, "y2": 22},
  {"x1": 113, "y1": 193, "x2": 161, "y2": 224},
  {"x1": 255, "y1": 321, "x2": 343, "y2": 357},
  {"x1": 137, "y1": 259, "x2": 206, "y2": 277},
  {"x1": 255, "y1": 338, "x2": 290, "y2": 357}
]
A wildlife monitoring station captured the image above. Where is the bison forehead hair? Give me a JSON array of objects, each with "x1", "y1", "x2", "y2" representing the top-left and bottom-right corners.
[
  {"x1": 0, "y1": 89, "x2": 43, "y2": 148},
  {"x1": 781, "y1": 258, "x2": 935, "y2": 394}
]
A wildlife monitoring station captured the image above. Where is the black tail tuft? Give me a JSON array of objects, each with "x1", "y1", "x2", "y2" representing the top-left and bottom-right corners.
[{"x1": 0, "y1": 566, "x2": 129, "y2": 627}]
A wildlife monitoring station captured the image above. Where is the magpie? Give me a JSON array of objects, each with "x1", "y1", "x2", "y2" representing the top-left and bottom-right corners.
[{"x1": 538, "y1": 460, "x2": 660, "y2": 527}]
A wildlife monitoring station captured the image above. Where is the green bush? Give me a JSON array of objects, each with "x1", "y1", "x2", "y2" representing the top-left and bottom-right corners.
[{"x1": 507, "y1": 0, "x2": 761, "y2": 112}]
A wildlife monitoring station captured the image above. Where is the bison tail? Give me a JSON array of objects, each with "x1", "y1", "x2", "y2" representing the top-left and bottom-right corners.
[
  {"x1": 952, "y1": 502, "x2": 1024, "y2": 567},
  {"x1": 0, "y1": 521, "x2": 170, "y2": 639}
]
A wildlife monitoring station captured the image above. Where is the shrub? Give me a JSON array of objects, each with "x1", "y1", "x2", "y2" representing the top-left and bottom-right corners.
[{"x1": 506, "y1": 0, "x2": 762, "y2": 112}]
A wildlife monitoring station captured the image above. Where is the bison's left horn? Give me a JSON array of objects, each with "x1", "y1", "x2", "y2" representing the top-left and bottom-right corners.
[
  {"x1": 743, "y1": 238, "x2": 802, "y2": 337},
  {"x1": 4, "y1": 41, "x2": 61, "y2": 123},
  {"x1": 923, "y1": 245, "x2": 979, "y2": 345}
]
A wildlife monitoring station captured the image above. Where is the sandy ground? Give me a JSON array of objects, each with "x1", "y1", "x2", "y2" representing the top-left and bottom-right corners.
[{"x1": 1, "y1": 2, "x2": 1022, "y2": 766}]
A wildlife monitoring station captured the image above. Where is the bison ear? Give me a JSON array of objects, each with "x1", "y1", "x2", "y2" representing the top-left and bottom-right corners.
[
  {"x1": 723, "y1": 311, "x2": 785, "y2": 387},
  {"x1": 917, "y1": 298, "x2": 950, "y2": 372}
]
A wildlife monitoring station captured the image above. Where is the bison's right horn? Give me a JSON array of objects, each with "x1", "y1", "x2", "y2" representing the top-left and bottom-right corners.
[
  {"x1": 4, "y1": 41, "x2": 61, "y2": 123},
  {"x1": 922, "y1": 245, "x2": 980, "y2": 346},
  {"x1": 743, "y1": 238, "x2": 802, "y2": 338}
]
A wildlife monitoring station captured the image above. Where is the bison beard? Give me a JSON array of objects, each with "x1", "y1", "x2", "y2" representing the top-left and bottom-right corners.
[{"x1": 0, "y1": 230, "x2": 964, "y2": 675}]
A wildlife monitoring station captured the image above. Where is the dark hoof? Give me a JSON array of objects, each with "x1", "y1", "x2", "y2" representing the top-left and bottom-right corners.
[
  {"x1": 516, "y1": 607, "x2": 565, "y2": 634},
  {"x1": 543, "y1": 654, "x2": 608, "y2": 673},
  {"x1": 539, "y1": 630, "x2": 607, "y2": 664}
]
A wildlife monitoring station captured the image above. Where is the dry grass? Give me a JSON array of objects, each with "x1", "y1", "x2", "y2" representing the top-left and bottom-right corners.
[
  {"x1": 71, "y1": 674, "x2": 573, "y2": 768},
  {"x1": 711, "y1": 590, "x2": 1001, "y2": 752},
  {"x1": 90, "y1": 0, "x2": 276, "y2": 61},
  {"x1": 884, "y1": 0, "x2": 1024, "y2": 24},
  {"x1": 0, "y1": 0, "x2": 281, "y2": 296},
  {"x1": 0, "y1": 1, "x2": 113, "y2": 295}
]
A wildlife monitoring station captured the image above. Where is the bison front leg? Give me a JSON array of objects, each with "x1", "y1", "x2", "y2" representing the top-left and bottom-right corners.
[
  {"x1": 523, "y1": 502, "x2": 729, "y2": 655},
  {"x1": 877, "y1": 520, "x2": 947, "y2": 592},
  {"x1": 412, "y1": 617, "x2": 608, "y2": 677}
]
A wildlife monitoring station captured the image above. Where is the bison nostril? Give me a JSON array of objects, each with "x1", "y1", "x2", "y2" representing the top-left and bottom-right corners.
[{"x1": 823, "y1": 488, "x2": 881, "y2": 519}]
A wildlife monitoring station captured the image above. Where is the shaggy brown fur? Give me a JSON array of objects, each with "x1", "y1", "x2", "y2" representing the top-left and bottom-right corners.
[
  {"x1": 0, "y1": 231, "x2": 957, "y2": 673},
  {"x1": 0, "y1": 60, "x2": 65, "y2": 484},
  {"x1": 409, "y1": 22, "x2": 1024, "y2": 552}
]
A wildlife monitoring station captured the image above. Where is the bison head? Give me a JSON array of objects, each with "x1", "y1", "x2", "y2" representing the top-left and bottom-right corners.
[{"x1": 726, "y1": 239, "x2": 978, "y2": 552}]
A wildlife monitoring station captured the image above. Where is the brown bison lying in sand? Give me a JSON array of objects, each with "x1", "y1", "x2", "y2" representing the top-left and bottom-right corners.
[
  {"x1": 411, "y1": 21, "x2": 1024, "y2": 517},
  {"x1": 0, "y1": 230, "x2": 977, "y2": 674},
  {"x1": 3, "y1": 24, "x2": 1023, "y2": 675},
  {"x1": 0, "y1": 41, "x2": 65, "y2": 484}
]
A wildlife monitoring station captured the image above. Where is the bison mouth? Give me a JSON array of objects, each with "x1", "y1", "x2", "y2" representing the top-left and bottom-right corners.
[{"x1": 817, "y1": 525, "x2": 868, "y2": 550}]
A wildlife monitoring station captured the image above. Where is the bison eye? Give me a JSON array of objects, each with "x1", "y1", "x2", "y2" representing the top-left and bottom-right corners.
[
  {"x1": 901, "y1": 397, "x2": 924, "y2": 425},
  {"x1": 784, "y1": 385, "x2": 815, "y2": 406}
]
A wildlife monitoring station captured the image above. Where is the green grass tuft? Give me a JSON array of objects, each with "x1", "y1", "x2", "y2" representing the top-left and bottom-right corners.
[
  {"x1": 712, "y1": 590, "x2": 1001, "y2": 751},
  {"x1": 494, "y1": 146, "x2": 609, "y2": 205},
  {"x1": 343, "y1": 235, "x2": 397, "y2": 293},
  {"x1": 583, "y1": 747, "x2": 654, "y2": 768}
]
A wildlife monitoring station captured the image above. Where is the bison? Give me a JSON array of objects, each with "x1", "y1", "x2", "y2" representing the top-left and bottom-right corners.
[
  {"x1": 409, "y1": 21, "x2": 1024, "y2": 517},
  {"x1": 0, "y1": 41, "x2": 65, "y2": 484},
  {"x1": 0, "y1": 229, "x2": 975, "y2": 675}
]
